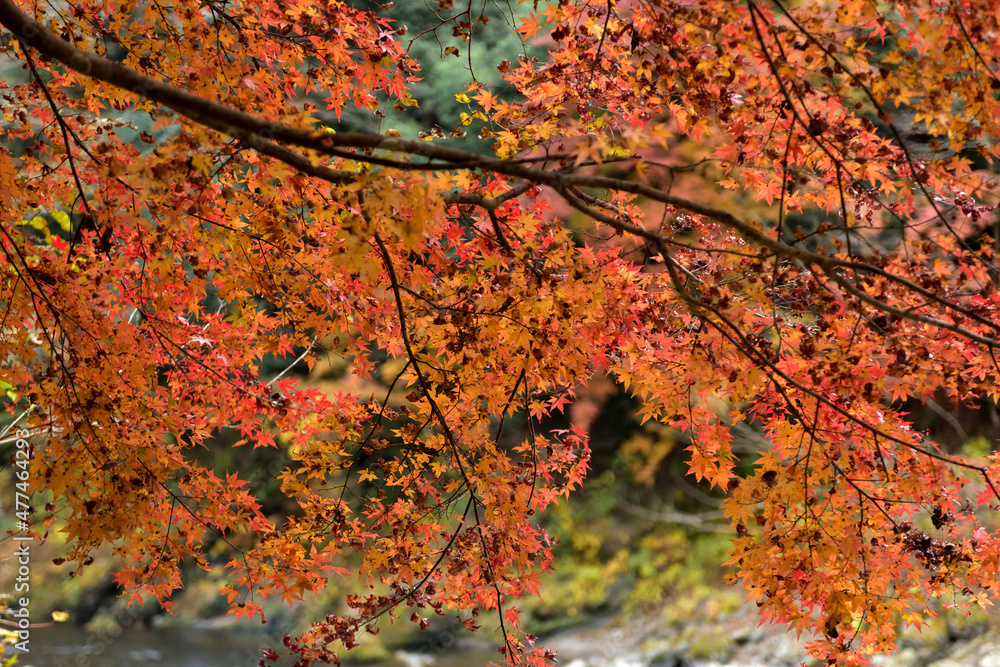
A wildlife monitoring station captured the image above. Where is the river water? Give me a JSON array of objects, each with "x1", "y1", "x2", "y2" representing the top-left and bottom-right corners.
[
  {"x1": 17, "y1": 625, "x2": 287, "y2": 667},
  {"x1": 18, "y1": 624, "x2": 499, "y2": 667}
]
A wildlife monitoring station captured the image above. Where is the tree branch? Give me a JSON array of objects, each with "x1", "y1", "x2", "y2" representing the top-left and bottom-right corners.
[{"x1": 2, "y1": 0, "x2": 996, "y2": 351}]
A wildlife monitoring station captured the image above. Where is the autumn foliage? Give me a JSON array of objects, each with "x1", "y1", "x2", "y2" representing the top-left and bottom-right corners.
[{"x1": 3, "y1": 0, "x2": 1000, "y2": 664}]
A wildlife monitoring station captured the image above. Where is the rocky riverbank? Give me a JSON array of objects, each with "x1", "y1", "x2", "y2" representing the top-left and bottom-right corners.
[{"x1": 533, "y1": 600, "x2": 1000, "y2": 667}]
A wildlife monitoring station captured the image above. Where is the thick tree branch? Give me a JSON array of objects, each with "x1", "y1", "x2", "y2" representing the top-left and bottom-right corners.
[{"x1": 2, "y1": 0, "x2": 997, "y2": 351}]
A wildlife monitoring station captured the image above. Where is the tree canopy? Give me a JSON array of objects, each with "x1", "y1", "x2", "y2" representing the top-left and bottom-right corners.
[{"x1": 3, "y1": 0, "x2": 1000, "y2": 664}]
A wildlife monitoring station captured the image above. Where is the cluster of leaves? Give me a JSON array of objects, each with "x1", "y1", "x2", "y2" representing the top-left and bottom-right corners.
[{"x1": 4, "y1": 0, "x2": 1000, "y2": 665}]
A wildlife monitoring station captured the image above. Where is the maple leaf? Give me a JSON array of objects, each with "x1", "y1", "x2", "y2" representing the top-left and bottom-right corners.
[{"x1": 517, "y1": 13, "x2": 543, "y2": 39}]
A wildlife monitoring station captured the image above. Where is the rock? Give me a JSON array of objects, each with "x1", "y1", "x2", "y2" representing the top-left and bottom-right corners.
[
  {"x1": 395, "y1": 650, "x2": 435, "y2": 667},
  {"x1": 927, "y1": 636, "x2": 1000, "y2": 667},
  {"x1": 872, "y1": 647, "x2": 919, "y2": 667},
  {"x1": 647, "y1": 651, "x2": 690, "y2": 667},
  {"x1": 731, "y1": 626, "x2": 765, "y2": 646}
]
